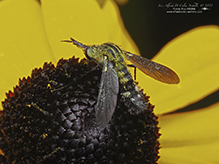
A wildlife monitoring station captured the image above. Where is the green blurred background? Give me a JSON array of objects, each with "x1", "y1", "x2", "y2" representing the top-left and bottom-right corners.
[
  {"x1": 118, "y1": 0, "x2": 219, "y2": 113},
  {"x1": 119, "y1": 0, "x2": 219, "y2": 59}
]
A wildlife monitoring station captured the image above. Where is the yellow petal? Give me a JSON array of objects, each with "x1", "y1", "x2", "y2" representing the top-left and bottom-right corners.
[
  {"x1": 137, "y1": 25, "x2": 219, "y2": 114},
  {"x1": 0, "y1": 1, "x2": 137, "y2": 106},
  {"x1": 160, "y1": 141, "x2": 219, "y2": 164},
  {"x1": 41, "y1": 0, "x2": 138, "y2": 62},
  {"x1": 159, "y1": 102, "x2": 219, "y2": 163},
  {"x1": 0, "y1": 0, "x2": 55, "y2": 102}
]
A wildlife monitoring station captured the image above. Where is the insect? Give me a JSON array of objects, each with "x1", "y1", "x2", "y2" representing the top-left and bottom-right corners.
[{"x1": 62, "y1": 38, "x2": 180, "y2": 129}]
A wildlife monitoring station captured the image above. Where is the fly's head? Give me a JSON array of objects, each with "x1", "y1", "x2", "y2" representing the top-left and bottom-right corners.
[{"x1": 85, "y1": 45, "x2": 105, "y2": 65}]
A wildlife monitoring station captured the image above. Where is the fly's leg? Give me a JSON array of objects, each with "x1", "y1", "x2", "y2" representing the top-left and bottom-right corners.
[
  {"x1": 127, "y1": 64, "x2": 137, "y2": 80},
  {"x1": 50, "y1": 62, "x2": 100, "y2": 92},
  {"x1": 25, "y1": 103, "x2": 50, "y2": 116}
]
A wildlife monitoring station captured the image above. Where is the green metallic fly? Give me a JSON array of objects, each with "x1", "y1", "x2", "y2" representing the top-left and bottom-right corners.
[{"x1": 62, "y1": 38, "x2": 180, "y2": 129}]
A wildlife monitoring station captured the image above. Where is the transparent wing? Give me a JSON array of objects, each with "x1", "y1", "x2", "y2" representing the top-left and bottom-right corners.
[
  {"x1": 95, "y1": 57, "x2": 119, "y2": 129},
  {"x1": 124, "y1": 52, "x2": 180, "y2": 84}
]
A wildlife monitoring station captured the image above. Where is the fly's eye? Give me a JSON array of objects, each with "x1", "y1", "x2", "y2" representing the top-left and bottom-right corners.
[{"x1": 85, "y1": 48, "x2": 92, "y2": 60}]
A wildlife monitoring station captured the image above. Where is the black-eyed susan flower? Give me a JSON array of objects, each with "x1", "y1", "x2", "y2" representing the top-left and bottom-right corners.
[
  {"x1": 0, "y1": 0, "x2": 219, "y2": 164},
  {"x1": 0, "y1": 56, "x2": 160, "y2": 163},
  {"x1": 0, "y1": 0, "x2": 159, "y2": 163},
  {"x1": 152, "y1": 25, "x2": 219, "y2": 164}
]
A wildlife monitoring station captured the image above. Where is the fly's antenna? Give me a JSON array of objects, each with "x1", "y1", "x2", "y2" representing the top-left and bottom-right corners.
[{"x1": 61, "y1": 37, "x2": 88, "y2": 50}]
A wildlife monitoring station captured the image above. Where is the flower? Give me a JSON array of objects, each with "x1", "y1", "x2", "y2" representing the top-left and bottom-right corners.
[
  {"x1": 0, "y1": 0, "x2": 219, "y2": 163},
  {"x1": 153, "y1": 25, "x2": 219, "y2": 164},
  {"x1": 1, "y1": 57, "x2": 160, "y2": 163},
  {"x1": 0, "y1": 1, "x2": 159, "y2": 163},
  {"x1": 0, "y1": 0, "x2": 138, "y2": 103}
]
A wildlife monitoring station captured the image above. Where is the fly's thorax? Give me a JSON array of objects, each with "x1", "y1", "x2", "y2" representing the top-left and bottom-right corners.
[
  {"x1": 100, "y1": 43, "x2": 127, "y2": 65},
  {"x1": 85, "y1": 43, "x2": 125, "y2": 65},
  {"x1": 99, "y1": 44, "x2": 132, "y2": 83},
  {"x1": 86, "y1": 42, "x2": 130, "y2": 79}
]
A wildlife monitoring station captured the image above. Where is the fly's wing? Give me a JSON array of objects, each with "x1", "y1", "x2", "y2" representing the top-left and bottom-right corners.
[
  {"x1": 124, "y1": 52, "x2": 180, "y2": 84},
  {"x1": 95, "y1": 58, "x2": 119, "y2": 129}
]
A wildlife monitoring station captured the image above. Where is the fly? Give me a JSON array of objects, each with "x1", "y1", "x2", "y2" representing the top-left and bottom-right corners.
[{"x1": 62, "y1": 38, "x2": 180, "y2": 129}]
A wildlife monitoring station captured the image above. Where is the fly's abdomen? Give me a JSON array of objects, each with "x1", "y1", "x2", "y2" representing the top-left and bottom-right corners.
[
  {"x1": 116, "y1": 65, "x2": 149, "y2": 115},
  {"x1": 102, "y1": 43, "x2": 149, "y2": 115}
]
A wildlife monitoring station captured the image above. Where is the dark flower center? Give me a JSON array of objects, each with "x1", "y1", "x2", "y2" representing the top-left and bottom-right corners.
[{"x1": 0, "y1": 57, "x2": 160, "y2": 164}]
